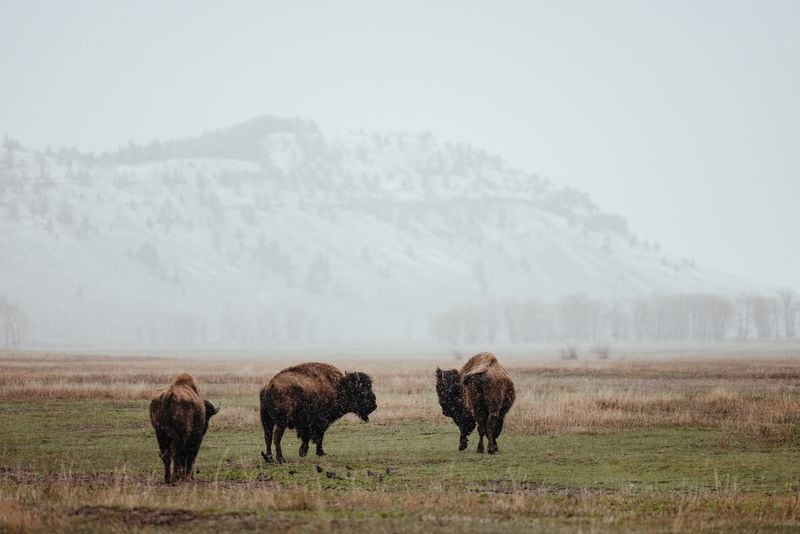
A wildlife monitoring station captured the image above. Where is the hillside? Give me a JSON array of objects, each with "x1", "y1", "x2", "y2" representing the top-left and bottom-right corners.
[{"x1": 0, "y1": 117, "x2": 753, "y2": 345}]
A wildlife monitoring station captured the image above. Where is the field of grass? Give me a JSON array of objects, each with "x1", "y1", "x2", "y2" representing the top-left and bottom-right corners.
[{"x1": 2, "y1": 347, "x2": 800, "y2": 532}]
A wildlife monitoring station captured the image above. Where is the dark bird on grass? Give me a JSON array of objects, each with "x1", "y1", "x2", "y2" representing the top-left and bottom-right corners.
[
  {"x1": 260, "y1": 362, "x2": 377, "y2": 464},
  {"x1": 149, "y1": 374, "x2": 220, "y2": 484},
  {"x1": 436, "y1": 352, "x2": 515, "y2": 454}
]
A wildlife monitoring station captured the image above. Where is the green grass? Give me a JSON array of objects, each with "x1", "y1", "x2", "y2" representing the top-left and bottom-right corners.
[{"x1": 2, "y1": 396, "x2": 800, "y2": 532}]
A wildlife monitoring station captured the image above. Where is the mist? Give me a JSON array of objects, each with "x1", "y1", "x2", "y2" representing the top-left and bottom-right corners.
[{"x1": 1, "y1": 1, "x2": 799, "y2": 348}]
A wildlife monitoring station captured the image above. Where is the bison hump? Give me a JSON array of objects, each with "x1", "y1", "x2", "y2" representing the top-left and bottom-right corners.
[
  {"x1": 171, "y1": 373, "x2": 200, "y2": 393},
  {"x1": 280, "y1": 362, "x2": 343, "y2": 383},
  {"x1": 460, "y1": 352, "x2": 498, "y2": 375}
]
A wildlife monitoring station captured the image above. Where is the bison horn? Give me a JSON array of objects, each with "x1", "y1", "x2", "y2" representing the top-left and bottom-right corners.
[{"x1": 205, "y1": 400, "x2": 220, "y2": 416}]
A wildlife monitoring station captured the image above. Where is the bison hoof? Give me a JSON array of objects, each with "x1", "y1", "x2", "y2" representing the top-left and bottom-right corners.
[
  {"x1": 276, "y1": 456, "x2": 286, "y2": 464},
  {"x1": 316, "y1": 450, "x2": 326, "y2": 457},
  {"x1": 458, "y1": 439, "x2": 468, "y2": 451},
  {"x1": 261, "y1": 451, "x2": 274, "y2": 463},
  {"x1": 488, "y1": 449, "x2": 498, "y2": 455},
  {"x1": 299, "y1": 448, "x2": 308, "y2": 457},
  {"x1": 476, "y1": 447, "x2": 485, "y2": 454}
]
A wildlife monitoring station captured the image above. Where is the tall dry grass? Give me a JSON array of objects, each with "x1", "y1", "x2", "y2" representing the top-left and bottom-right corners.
[
  {"x1": 2, "y1": 352, "x2": 800, "y2": 441},
  {"x1": 2, "y1": 467, "x2": 799, "y2": 533}
]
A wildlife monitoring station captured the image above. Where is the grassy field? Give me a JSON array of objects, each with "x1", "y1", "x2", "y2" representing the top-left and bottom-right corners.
[{"x1": 2, "y1": 348, "x2": 800, "y2": 532}]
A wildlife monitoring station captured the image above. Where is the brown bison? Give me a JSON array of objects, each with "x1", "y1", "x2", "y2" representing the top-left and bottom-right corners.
[
  {"x1": 149, "y1": 373, "x2": 219, "y2": 483},
  {"x1": 260, "y1": 362, "x2": 377, "y2": 464},
  {"x1": 436, "y1": 352, "x2": 515, "y2": 454}
]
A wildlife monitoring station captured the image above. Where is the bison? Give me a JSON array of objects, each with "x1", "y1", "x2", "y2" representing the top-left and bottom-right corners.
[
  {"x1": 436, "y1": 352, "x2": 515, "y2": 454},
  {"x1": 149, "y1": 373, "x2": 219, "y2": 483},
  {"x1": 435, "y1": 367, "x2": 476, "y2": 451},
  {"x1": 260, "y1": 362, "x2": 377, "y2": 464}
]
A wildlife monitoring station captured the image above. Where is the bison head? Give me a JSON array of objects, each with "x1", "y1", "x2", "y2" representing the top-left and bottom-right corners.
[
  {"x1": 436, "y1": 368, "x2": 475, "y2": 434},
  {"x1": 339, "y1": 372, "x2": 377, "y2": 422},
  {"x1": 203, "y1": 400, "x2": 220, "y2": 433},
  {"x1": 436, "y1": 368, "x2": 461, "y2": 418}
]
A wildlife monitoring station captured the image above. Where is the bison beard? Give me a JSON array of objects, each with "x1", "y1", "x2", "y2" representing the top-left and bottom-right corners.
[
  {"x1": 149, "y1": 374, "x2": 219, "y2": 484},
  {"x1": 260, "y1": 363, "x2": 377, "y2": 464},
  {"x1": 437, "y1": 352, "x2": 515, "y2": 454}
]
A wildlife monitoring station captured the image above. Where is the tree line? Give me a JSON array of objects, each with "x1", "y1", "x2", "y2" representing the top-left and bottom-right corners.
[
  {"x1": 0, "y1": 295, "x2": 29, "y2": 348},
  {"x1": 429, "y1": 290, "x2": 800, "y2": 344}
]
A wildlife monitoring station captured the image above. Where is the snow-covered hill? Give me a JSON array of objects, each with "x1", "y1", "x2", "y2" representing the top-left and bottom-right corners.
[{"x1": 0, "y1": 116, "x2": 754, "y2": 344}]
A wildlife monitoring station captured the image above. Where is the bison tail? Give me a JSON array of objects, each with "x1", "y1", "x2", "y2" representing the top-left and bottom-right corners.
[{"x1": 260, "y1": 404, "x2": 274, "y2": 430}]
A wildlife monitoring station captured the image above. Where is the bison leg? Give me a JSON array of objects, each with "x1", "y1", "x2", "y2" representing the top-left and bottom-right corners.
[
  {"x1": 314, "y1": 433, "x2": 326, "y2": 457},
  {"x1": 475, "y1": 418, "x2": 486, "y2": 454},
  {"x1": 174, "y1": 447, "x2": 189, "y2": 482},
  {"x1": 184, "y1": 434, "x2": 202, "y2": 479},
  {"x1": 261, "y1": 412, "x2": 275, "y2": 463},
  {"x1": 487, "y1": 412, "x2": 500, "y2": 454},
  {"x1": 493, "y1": 415, "x2": 504, "y2": 439},
  {"x1": 298, "y1": 430, "x2": 310, "y2": 457},
  {"x1": 155, "y1": 430, "x2": 174, "y2": 484},
  {"x1": 459, "y1": 432, "x2": 469, "y2": 451},
  {"x1": 273, "y1": 424, "x2": 287, "y2": 464},
  {"x1": 161, "y1": 450, "x2": 174, "y2": 484},
  {"x1": 164, "y1": 446, "x2": 177, "y2": 484}
]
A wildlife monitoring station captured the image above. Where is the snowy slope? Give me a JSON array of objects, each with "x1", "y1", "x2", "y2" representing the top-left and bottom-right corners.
[{"x1": 0, "y1": 117, "x2": 756, "y2": 344}]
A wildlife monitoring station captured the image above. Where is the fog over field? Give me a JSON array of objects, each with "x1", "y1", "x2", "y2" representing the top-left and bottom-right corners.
[{"x1": 1, "y1": 1, "x2": 799, "y2": 348}]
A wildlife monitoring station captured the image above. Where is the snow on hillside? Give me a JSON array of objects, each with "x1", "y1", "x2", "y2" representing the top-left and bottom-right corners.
[{"x1": 0, "y1": 117, "x2": 756, "y2": 345}]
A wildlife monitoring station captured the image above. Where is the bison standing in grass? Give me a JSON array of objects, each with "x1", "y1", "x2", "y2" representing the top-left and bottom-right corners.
[
  {"x1": 436, "y1": 352, "x2": 515, "y2": 454},
  {"x1": 260, "y1": 362, "x2": 377, "y2": 464},
  {"x1": 435, "y1": 367, "x2": 476, "y2": 451},
  {"x1": 149, "y1": 373, "x2": 219, "y2": 484}
]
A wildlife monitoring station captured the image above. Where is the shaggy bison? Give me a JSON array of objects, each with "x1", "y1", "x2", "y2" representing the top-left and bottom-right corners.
[
  {"x1": 260, "y1": 362, "x2": 377, "y2": 464},
  {"x1": 435, "y1": 368, "x2": 476, "y2": 451},
  {"x1": 149, "y1": 373, "x2": 219, "y2": 483},
  {"x1": 436, "y1": 352, "x2": 515, "y2": 454}
]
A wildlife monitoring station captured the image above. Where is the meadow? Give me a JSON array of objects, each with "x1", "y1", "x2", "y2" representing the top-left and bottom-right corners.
[{"x1": 2, "y1": 345, "x2": 800, "y2": 532}]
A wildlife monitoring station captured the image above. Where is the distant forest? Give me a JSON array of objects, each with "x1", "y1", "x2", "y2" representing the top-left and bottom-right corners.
[{"x1": 430, "y1": 291, "x2": 800, "y2": 345}]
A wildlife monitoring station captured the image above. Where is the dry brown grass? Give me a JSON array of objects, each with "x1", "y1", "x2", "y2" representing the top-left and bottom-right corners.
[
  {"x1": 2, "y1": 469, "x2": 800, "y2": 533},
  {"x1": 2, "y1": 349, "x2": 800, "y2": 531},
  {"x1": 2, "y1": 351, "x2": 800, "y2": 441}
]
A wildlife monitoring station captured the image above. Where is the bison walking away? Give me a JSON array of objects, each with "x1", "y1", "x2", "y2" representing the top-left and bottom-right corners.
[
  {"x1": 260, "y1": 362, "x2": 377, "y2": 464},
  {"x1": 149, "y1": 374, "x2": 219, "y2": 483},
  {"x1": 436, "y1": 352, "x2": 515, "y2": 454}
]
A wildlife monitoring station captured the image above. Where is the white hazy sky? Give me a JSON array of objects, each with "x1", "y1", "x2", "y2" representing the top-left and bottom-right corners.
[{"x1": 2, "y1": 0, "x2": 799, "y2": 288}]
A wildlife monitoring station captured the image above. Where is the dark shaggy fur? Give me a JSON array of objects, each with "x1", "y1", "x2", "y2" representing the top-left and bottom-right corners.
[
  {"x1": 259, "y1": 362, "x2": 377, "y2": 464},
  {"x1": 435, "y1": 368, "x2": 476, "y2": 450},
  {"x1": 437, "y1": 352, "x2": 515, "y2": 454},
  {"x1": 149, "y1": 374, "x2": 219, "y2": 484}
]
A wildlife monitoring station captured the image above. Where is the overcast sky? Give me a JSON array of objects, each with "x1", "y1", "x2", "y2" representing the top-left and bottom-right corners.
[{"x1": 2, "y1": 0, "x2": 799, "y2": 289}]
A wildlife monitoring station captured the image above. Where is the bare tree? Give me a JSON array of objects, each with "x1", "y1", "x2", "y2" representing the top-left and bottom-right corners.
[
  {"x1": 735, "y1": 293, "x2": 755, "y2": 340},
  {"x1": 0, "y1": 295, "x2": 29, "y2": 348},
  {"x1": 751, "y1": 295, "x2": 779, "y2": 339},
  {"x1": 778, "y1": 288, "x2": 800, "y2": 339}
]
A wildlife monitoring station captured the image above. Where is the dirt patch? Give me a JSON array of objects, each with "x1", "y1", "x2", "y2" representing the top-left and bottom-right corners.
[
  {"x1": 467, "y1": 479, "x2": 612, "y2": 497},
  {"x1": 71, "y1": 505, "x2": 293, "y2": 529},
  {"x1": 0, "y1": 468, "x2": 280, "y2": 490}
]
